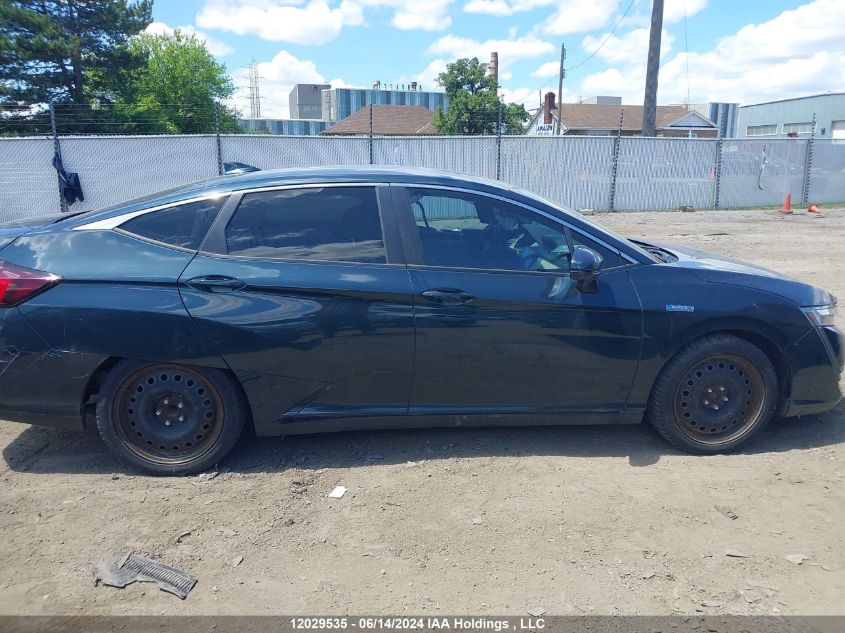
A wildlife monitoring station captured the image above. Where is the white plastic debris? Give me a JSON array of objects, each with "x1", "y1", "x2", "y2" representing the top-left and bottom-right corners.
[
  {"x1": 784, "y1": 554, "x2": 809, "y2": 565},
  {"x1": 328, "y1": 486, "x2": 347, "y2": 499}
]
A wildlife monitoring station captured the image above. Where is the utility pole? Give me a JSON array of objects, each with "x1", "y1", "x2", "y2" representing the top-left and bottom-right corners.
[
  {"x1": 556, "y1": 43, "x2": 565, "y2": 135},
  {"x1": 642, "y1": 0, "x2": 664, "y2": 137}
]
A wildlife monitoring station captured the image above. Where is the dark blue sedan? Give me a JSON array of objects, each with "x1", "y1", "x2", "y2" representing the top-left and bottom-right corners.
[{"x1": 0, "y1": 167, "x2": 841, "y2": 474}]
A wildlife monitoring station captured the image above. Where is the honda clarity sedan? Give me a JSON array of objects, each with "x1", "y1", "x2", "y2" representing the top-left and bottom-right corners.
[{"x1": 0, "y1": 167, "x2": 841, "y2": 474}]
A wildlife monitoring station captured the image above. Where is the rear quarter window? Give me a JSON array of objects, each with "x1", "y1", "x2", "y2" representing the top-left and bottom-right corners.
[{"x1": 118, "y1": 197, "x2": 227, "y2": 250}]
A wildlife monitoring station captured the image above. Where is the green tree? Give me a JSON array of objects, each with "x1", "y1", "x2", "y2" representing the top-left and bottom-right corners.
[
  {"x1": 125, "y1": 30, "x2": 239, "y2": 133},
  {"x1": 432, "y1": 57, "x2": 529, "y2": 135},
  {"x1": 0, "y1": 0, "x2": 153, "y2": 105}
]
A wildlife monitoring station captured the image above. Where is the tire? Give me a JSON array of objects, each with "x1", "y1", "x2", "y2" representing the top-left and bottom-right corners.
[
  {"x1": 647, "y1": 334, "x2": 778, "y2": 454},
  {"x1": 96, "y1": 360, "x2": 247, "y2": 475}
]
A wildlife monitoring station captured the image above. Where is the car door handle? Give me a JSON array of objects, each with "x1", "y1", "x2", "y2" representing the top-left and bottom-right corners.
[
  {"x1": 185, "y1": 275, "x2": 246, "y2": 292},
  {"x1": 421, "y1": 288, "x2": 474, "y2": 305}
]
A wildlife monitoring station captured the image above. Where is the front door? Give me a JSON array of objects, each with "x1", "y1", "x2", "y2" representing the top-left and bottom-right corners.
[
  {"x1": 395, "y1": 186, "x2": 643, "y2": 419},
  {"x1": 179, "y1": 184, "x2": 415, "y2": 430}
]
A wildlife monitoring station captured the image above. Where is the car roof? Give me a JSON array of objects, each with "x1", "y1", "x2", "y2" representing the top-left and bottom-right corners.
[
  {"x1": 53, "y1": 165, "x2": 655, "y2": 266},
  {"x1": 202, "y1": 165, "x2": 510, "y2": 194},
  {"x1": 59, "y1": 166, "x2": 516, "y2": 228}
]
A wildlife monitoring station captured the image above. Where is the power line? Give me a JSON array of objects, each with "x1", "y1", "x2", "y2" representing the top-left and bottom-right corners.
[
  {"x1": 565, "y1": 0, "x2": 636, "y2": 71},
  {"x1": 522, "y1": 0, "x2": 634, "y2": 108}
]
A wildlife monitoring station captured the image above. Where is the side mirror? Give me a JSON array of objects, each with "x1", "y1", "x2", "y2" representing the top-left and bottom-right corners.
[{"x1": 570, "y1": 245, "x2": 603, "y2": 282}]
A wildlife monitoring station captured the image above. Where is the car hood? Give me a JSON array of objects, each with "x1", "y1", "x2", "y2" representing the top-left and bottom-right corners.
[{"x1": 642, "y1": 240, "x2": 834, "y2": 307}]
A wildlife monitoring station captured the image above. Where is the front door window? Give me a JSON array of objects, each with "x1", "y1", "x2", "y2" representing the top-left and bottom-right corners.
[{"x1": 408, "y1": 188, "x2": 572, "y2": 272}]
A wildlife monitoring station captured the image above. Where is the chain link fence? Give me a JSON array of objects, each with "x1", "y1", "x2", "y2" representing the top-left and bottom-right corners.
[{"x1": 1, "y1": 133, "x2": 843, "y2": 222}]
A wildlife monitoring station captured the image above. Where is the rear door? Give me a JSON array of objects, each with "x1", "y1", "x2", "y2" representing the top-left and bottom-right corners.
[
  {"x1": 178, "y1": 184, "x2": 415, "y2": 431},
  {"x1": 394, "y1": 185, "x2": 643, "y2": 418}
]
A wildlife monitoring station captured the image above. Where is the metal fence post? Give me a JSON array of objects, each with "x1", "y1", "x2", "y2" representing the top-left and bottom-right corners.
[
  {"x1": 214, "y1": 101, "x2": 224, "y2": 176},
  {"x1": 49, "y1": 102, "x2": 69, "y2": 214},
  {"x1": 496, "y1": 102, "x2": 503, "y2": 180},
  {"x1": 608, "y1": 108, "x2": 623, "y2": 212},
  {"x1": 368, "y1": 105, "x2": 374, "y2": 165},
  {"x1": 713, "y1": 137, "x2": 723, "y2": 209},
  {"x1": 802, "y1": 112, "x2": 816, "y2": 205}
]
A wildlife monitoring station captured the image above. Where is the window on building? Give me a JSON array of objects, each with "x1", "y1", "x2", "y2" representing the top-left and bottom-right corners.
[
  {"x1": 783, "y1": 122, "x2": 815, "y2": 135},
  {"x1": 225, "y1": 187, "x2": 386, "y2": 263},
  {"x1": 746, "y1": 124, "x2": 778, "y2": 137},
  {"x1": 119, "y1": 197, "x2": 226, "y2": 250}
]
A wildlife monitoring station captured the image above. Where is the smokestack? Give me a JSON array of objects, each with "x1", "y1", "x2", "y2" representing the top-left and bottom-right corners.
[
  {"x1": 544, "y1": 92, "x2": 555, "y2": 125},
  {"x1": 489, "y1": 52, "x2": 499, "y2": 87}
]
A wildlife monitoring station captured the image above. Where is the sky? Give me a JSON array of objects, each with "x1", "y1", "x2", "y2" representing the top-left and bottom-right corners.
[{"x1": 149, "y1": 0, "x2": 845, "y2": 119}]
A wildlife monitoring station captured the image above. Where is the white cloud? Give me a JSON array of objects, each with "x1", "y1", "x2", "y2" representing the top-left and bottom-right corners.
[
  {"x1": 463, "y1": 0, "x2": 551, "y2": 17},
  {"x1": 144, "y1": 21, "x2": 233, "y2": 56},
  {"x1": 196, "y1": 0, "x2": 453, "y2": 42},
  {"x1": 360, "y1": 0, "x2": 454, "y2": 30},
  {"x1": 579, "y1": 0, "x2": 845, "y2": 105},
  {"x1": 231, "y1": 50, "x2": 329, "y2": 118},
  {"x1": 409, "y1": 59, "x2": 450, "y2": 92},
  {"x1": 580, "y1": 27, "x2": 674, "y2": 65},
  {"x1": 531, "y1": 61, "x2": 559, "y2": 78},
  {"x1": 427, "y1": 32, "x2": 555, "y2": 68},
  {"x1": 542, "y1": 0, "x2": 621, "y2": 36},
  {"x1": 663, "y1": 0, "x2": 708, "y2": 23},
  {"x1": 196, "y1": 0, "x2": 364, "y2": 45}
]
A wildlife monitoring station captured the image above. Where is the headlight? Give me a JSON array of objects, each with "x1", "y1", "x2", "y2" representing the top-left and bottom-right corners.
[{"x1": 802, "y1": 304, "x2": 837, "y2": 327}]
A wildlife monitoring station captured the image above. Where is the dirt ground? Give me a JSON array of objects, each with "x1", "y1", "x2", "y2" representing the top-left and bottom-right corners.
[{"x1": 0, "y1": 207, "x2": 843, "y2": 617}]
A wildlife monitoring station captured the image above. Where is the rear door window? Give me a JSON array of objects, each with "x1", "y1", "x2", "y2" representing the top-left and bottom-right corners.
[
  {"x1": 119, "y1": 197, "x2": 226, "y2": 250},
  {"x1": 225, "y1": 187, "x2": 386, "y2": 263}
]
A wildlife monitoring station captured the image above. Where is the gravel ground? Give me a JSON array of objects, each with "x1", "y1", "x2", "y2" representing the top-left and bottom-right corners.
[{"x1": 0, "y1": 207, "x2": 843, "y2": 616}]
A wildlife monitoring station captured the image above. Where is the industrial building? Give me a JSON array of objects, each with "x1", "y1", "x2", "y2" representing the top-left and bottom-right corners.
[
  {"x1": 289, "y1": 83, "x2": 331, "y2": 119},
  {"x1": 237, "y1": 118, "x2": 330, "y2": 135},
  {"x1": 736, "y1": 92, "x2": 845, "y2": 139},
  {"x1": 321, "y1": 85, "x2": 448, "y2": 122}
]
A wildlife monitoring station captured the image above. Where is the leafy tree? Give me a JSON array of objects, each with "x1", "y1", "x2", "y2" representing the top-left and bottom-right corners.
[
  {"x1": 432, "y1": 57, "x2": 529, "y2": 135},
  {"x1": 0, "y1": 0, "x2": 153, "y2": 105},
  {"x1": 125, "y1": 30, "x2": 239, "y2": 133}
]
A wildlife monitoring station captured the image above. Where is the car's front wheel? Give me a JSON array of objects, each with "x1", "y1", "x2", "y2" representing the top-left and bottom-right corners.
[
  {"x1": 96, "y1": 360, "x2": 247, "y2": 475},
  {"x1": 647, "y1": 334, "x2": 778, "y2": 453}
]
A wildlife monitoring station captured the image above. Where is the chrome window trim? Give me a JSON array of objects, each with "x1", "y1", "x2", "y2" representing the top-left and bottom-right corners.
[
  {"x1": 72, "y1": 192, "x2": 229, "y2": 231},
  {"x1": 402, "y1": 183, "x2": 638, "y2": 265},
  {"x1": 227, "y1": 182, "x2": 390, "y2": 195},
  {"x1": 72, "y1": 183, "x2": 388, "y2": 232}
]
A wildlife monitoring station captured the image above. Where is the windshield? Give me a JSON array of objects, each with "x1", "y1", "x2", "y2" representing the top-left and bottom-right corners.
[{"x1": 510, "y1": 185, "x2": 660, "y2": 263}]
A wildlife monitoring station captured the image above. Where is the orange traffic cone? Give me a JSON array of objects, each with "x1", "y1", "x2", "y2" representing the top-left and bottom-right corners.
[
  {"x1": 807, "y1": 203, "x2": 822, "y2": 217},
  {"x1": 780, "y1": 193, "x2": 792, "y2": 214}
]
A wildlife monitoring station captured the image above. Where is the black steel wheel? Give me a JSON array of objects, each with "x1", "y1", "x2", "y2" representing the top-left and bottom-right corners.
[
  {"x1": 648, "y1": 334, "x2": 778, "y2": 453},
  {"x1": 96, "y1": 360, "x2": 247, "y2": 475}
]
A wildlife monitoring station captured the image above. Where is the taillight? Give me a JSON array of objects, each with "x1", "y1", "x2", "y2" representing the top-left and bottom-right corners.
[{"x1": 0, "y1": 260, "x2": 61, "y2": 307}]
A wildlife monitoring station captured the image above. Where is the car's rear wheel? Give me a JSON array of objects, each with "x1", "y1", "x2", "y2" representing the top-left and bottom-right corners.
[
  {"x1": 96, "y1": 360, "x2": 246, "y2": 475},
  {"x1": 647, "y1": 334, "x2": 778, "y2": 453}
]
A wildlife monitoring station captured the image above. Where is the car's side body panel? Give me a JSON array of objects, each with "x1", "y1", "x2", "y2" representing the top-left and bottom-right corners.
[
  {"x1": 177, "y1": 184, "x2": 417, "y2": 434},
  {"x1": 623, "y1": 262, "x2": 837, "y2": 415},
  {"x1": 0, "y1": 166, "x2": 840, "y2": 443},
  {"x1": 0, "y1": 229, "x2": 229, "y2": 428},
  {"x1": 0, "y1": 305, "x2": 101, "y2": 429},
  {"x1": 405, "y1": 265, "x2": 643, "y2": 412},
  {"x1": 179, "y1": 255, "x2": 416, "y2": 432}
]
